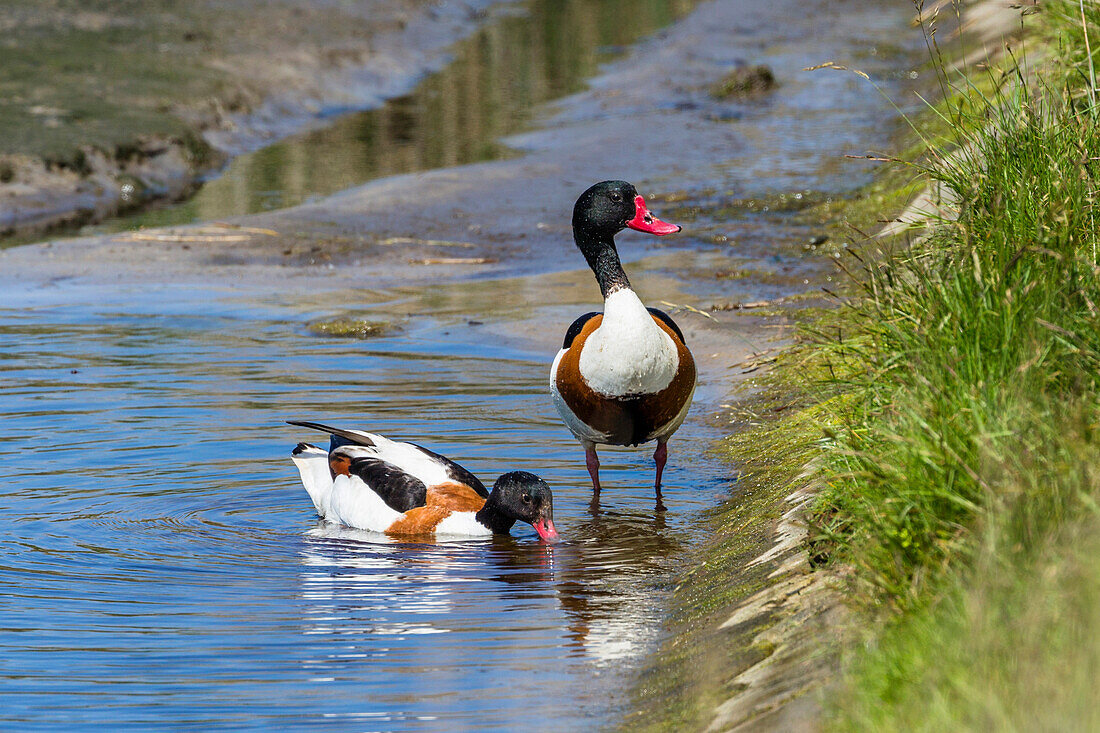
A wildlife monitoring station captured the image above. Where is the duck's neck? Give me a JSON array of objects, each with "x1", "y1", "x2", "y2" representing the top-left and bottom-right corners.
[
  {"x1": 475, "y1": 496, "x2": 517, "y2": 535},
  {"x1": 573, "y1": 226, "x2": 630, "y2": 299}
]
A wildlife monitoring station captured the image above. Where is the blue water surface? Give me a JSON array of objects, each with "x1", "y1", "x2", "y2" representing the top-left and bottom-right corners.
[{"x1": 0, "y1": 284, "x2": 727, "y2": 730}]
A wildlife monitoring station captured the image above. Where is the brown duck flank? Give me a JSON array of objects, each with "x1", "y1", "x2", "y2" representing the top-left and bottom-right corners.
[{"x1": 385, "y1": 481, "x2": 487, "y2": 535}]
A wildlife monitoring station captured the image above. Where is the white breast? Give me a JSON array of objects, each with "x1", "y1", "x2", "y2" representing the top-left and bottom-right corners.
[{"x1": 577, "y1": 289, "x2": 679, "y2": 398}]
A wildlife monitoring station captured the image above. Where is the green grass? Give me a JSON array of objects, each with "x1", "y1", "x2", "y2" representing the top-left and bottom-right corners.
[
  {"x1": 812, "y1": 75, "x2": 1100, "y2": 603},
  {"x1": 830, "y1": 415, "x2": 1100, "y2": 730},
  {"x1": 738, "y1": 0, "x2": 1100, "y2": 726}
]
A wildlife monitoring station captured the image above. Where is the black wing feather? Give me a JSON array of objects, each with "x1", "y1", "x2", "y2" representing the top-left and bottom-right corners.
[
  {"x1": 647, "y1": 307, "x2": 686, "y2": 344},
  {"x1": 562, "y1": 312, "x2": 601, "y2": 349},
  {"x1": 346, "y1": 456, "x2": 427, "y2": 513}
]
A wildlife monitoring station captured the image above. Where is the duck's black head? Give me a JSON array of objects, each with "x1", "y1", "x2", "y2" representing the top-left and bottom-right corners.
[
  {"x1": 477, "y1": 471, "x2": 558, "y2": 542},
  {"x1": 571, "y1": 180, "x2": 681, "y2": 238},
  {"x1": 571, "y1": 181, "x2": 681, "y2": 298}
]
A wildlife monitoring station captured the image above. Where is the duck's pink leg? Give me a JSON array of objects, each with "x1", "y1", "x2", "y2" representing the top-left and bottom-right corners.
[
  {"x1": 654, "y1": 440, "x2": 668, "y2": 512},
  {"x1": 585, "y1": 443, "x2": 602, "y2": 493}
]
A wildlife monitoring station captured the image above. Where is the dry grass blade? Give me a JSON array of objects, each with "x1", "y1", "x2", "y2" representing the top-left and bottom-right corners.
[
  {"x1": 658, "y1": 299, "x2": 715, "y2": 319},
  {"x1": 409, "y1": 257, "x2": 497, "y2": 265},
  {"x1": 125, "y1": 231, "x2": 253, "y2": 243},
  {"x1": 381, "y1": 236, "x2": 476, "y2": 248},
  {"x1": 210, "y1": 222, "x2": 279, "y2": 236},
  {"x1": 710, "y1": 300, "x2": 772, "y2": 311},
  {"x1": 803, "y1": 60, "x2": 871, "y2": 80}
]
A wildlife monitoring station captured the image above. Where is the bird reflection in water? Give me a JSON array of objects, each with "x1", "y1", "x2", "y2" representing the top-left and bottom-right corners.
[
  {"x1": 557, "y1": 509, "x2": 679, "y2": 663},
  {"x1": 296, "y1": 507, "x2": 680, "y2": 678}
]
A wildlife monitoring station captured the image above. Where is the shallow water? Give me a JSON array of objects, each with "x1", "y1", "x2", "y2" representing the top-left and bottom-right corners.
[{"x1": 0, "y1": 284, "x2": 728, "y2": 728}]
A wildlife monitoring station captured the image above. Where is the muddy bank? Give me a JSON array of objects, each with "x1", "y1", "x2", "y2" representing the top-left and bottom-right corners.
[
  {"x1": 0, "y1": 0, "x2": 914, "y2": 292},
  {"x1": 0, "y1": 0, "x2": 504, "y2": 239}
]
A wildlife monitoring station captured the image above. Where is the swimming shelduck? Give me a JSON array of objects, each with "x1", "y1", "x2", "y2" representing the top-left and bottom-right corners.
[
  {"x1": 550, "y1": 181, "x2": 696, "y2": 510},
  {"x1": 289, "y1": 420, "x2": 558, "y2": 541}
]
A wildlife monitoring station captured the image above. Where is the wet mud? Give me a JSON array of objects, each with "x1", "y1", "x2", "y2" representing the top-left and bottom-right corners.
[{"x1": 0, "y1": 0, "x2": 502, "y2": 239}]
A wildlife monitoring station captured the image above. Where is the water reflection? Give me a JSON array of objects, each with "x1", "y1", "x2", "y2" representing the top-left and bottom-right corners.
[
  {"x1": 298, "y1": 497, "x2": 683, "y2": 675},
  {"x1": 0, "y1": 275, "x2": 723, "y2": 727},
  {"x1": 107, "y1": 0, "x2": 696, "y2": 232},
  {"x1": 555, "y1": 510, "x2": 677, "y2": 662}
]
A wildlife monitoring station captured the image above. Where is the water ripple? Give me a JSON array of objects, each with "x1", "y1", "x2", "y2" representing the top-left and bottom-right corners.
[{"x1": 0, "y1": 288, "x2": 721, "y2": 729}]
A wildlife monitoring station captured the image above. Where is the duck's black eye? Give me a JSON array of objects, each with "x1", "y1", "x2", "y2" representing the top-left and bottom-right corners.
[
  {"x1": 609, "y1": 191, "x2": 623, "y2": 203},
  {"x1": 521, "y1": 494, "x2": 531, "y2": 504}
]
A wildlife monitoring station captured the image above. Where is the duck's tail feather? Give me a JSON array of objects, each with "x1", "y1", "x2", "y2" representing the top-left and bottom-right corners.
[
  {"x1": 287, "y1": 420, "x2": 377, "y2": 449},
  {"x1": 290, "y1": 442, "x2": 334, "y2": 517}
]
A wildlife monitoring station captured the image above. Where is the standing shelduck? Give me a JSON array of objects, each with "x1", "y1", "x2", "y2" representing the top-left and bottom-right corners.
[
  {"x1": 550, "y1": 181, "x2": 696, "y2": 510},
  {"x1": 288, "y1": 421, "x2": 558, "y2": 541}
]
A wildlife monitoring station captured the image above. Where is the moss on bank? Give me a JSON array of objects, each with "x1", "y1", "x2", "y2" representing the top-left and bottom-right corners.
[
  {"x1": 621, "y1": 376, "x2": 828, "y2": 731},
  {"x1": 0, "y1": 0, "x2": 427, "y2": 162},
  {"x1": 0, "y1": 0, "x2": 435, "y2": 238}
]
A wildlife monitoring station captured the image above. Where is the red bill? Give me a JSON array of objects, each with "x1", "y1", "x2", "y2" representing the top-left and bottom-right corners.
[{"x1": 626, "y1": 194, "x2": 681, "y2": 235}]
